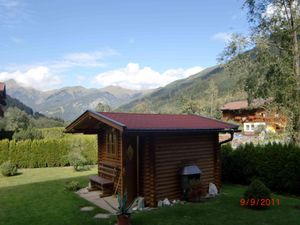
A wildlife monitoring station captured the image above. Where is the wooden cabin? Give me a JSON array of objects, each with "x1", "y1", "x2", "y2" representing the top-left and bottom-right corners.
[
  {"x1": 221, "y1": 99, "x2": 287, "y2": 134},
  {"x1": 66, "y1": 111, "x2": 238, "y2": 207},
  {"x1": 0, "y1": 82, "x2": 6, "y2": 117}
]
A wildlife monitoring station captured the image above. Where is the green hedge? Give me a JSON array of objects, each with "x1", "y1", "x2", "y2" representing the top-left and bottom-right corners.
[
  {"x1": 0, "y1": 139, "x2": 10, "y2": 163},
  {"x1": 221, "y1": 143, "x2": 300, "y2": 195},
  {"x1": 0, "y1": 135, "x2": 97, "y2": 168},
  {"x1": 40, "y1": 127, "x2": 66, "y2": 139}
]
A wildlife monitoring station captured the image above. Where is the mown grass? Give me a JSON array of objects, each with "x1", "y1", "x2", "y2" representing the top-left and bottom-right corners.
[
  {"x1": 133, "y1": 184, "x2": 300, "y2": 225},
  {"x1": 0, "y1": 167, "x2": 113, "y2": 225},
  {"x1": 1, "y1": 167, "x2": 300, "y2": 225}
]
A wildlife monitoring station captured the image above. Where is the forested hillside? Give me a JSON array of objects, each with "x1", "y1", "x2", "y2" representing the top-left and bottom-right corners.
[
  {"x1": 119, "y1": 65, "x2": 246, "y2": 118},
  {"x1": 0, "y1": 95, "x2": 65, "y2": 140}
]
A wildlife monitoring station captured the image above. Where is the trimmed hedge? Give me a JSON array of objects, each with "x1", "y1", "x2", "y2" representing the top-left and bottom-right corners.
[
  {"x1": 0, "y1": 139, "x2": 10, "y2": 163},
  {"x1": 40, "y1": 127, "x2": 66, "y2": 139},
  {"x1": 221, "y1": 143, "x2": 300, "y2": 195},
  {"x1": 0, "y1": 135, "x2": 97, "y2": 168}
]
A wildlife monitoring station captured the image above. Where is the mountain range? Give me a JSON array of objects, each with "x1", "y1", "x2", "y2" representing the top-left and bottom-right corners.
[
  {"x1": 4, "y1": 65, "x2": 245, "y2": 121},
  {"x1": 5, "y1": 79, "x2": 150, "y2": 121}
]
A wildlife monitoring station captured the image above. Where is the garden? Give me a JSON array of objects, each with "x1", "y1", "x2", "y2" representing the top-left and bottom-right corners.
[
  {"x1": 1, "y1": 167, "x2": 300, "y2": 225},
  {"x1": 1, "y1": 141, "x2": 300, "y2": 225}
]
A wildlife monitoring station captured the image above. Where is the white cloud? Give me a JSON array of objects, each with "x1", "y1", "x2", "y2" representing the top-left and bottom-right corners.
[
  {"x1": 0, "y1": 66, "x2": 62, "y2": 90},
  {"x1": 0, "y1": 49, "x2": 118, "y2": 90},
  {"x1": 52, "y1": 49, "x2": 118, "y2": 69},
  {"x1": 212, "y1": 32, "x2": 232, "y2": 43},
  {"x1": 94, "y1": 63, "x2": 204, "y2": 90}
]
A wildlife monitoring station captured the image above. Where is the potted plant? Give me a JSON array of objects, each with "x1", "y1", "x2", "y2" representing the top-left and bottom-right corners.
[{"x1": 104, "y1": 192, "x2": 136, "y2": 225}]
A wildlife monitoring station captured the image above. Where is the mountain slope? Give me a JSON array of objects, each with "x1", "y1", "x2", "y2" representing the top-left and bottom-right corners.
[
  {"x1": 5, "y1": 95, "x2": 34, "y2": 116},
  {"x1": 118, "y1": 65, "x2": 245, "y2": 114},
  {"x1": 5, "y1": 80, "x2": 150, "y2": 121}
]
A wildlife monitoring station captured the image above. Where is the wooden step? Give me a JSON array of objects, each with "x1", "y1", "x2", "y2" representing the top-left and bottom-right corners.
[{"x1": 89, "y1": 175, "x2": 113, "y2": 188}]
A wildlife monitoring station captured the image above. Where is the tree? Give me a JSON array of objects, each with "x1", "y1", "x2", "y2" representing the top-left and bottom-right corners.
[
  {"x1": 132, "y1": 100, "x2": 152, "y2": 113},
  {"x1": 204, "y1": 80, "x2": 220, "y2": 118},
  {"x1": 95, "y1": 102, "x2": 112, "y2": 112},
  {"x1": 181, "y1": 99, "x2": 201, "y2": 115},
  {"x1": 3, "y1": 107, "x2": 31, "y2": 132},
  {"x1": 219, "y1": 0, "x2": 300, "y2": 142},
  {"x1": 13, "y1": 127, "x2": 43, "y2": 141}
]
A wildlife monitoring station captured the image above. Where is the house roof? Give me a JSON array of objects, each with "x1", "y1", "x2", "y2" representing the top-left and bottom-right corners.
[
  {"x1": 221, "y1": 99, "x2": 269, "y2": 111},
  {"x1": 221, "y1": 100, "x2": 249, "y2": 110},
  {"x1": 66, "y1": 110, "x2": 238, "y2": 133}
]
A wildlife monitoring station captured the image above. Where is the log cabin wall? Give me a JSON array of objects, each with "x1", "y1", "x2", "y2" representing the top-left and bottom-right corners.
[
  {"x1": 213, "y1": 133, "x2": 221, "y2": 188},
  {"x1": 153, "y1": 133, "x2": 220, "y2": 203},
  {"x1": 141, "y1": 135, "x2": 156, "y2": 207},
  {"x1": 97, "y1": 127, "x2": 122, "y2": 194}
]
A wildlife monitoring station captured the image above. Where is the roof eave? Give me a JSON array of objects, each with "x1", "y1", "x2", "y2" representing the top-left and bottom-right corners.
[
  {"x1": 65, "y1": 110, "x2": 126, "y2": 133},
  {"x1": 124, "y1": 127, "x2": 239, "y2": 134}
]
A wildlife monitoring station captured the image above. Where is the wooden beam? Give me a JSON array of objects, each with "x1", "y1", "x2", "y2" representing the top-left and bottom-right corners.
[{"x1": 65, "y1": 111, "x2": 125, "y2": 133}]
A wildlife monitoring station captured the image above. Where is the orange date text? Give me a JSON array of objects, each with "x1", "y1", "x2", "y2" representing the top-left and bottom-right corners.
[{"x1": 240, "y1": 198, "x2": 280, "y2": 207}]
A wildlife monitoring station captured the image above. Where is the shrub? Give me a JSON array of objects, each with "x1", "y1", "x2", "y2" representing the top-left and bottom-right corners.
[
  {"x1": 67, "y1": 152, "x2": 89, "y2": 171},
  {"x1": 244, "y1": 179, "x2": 271, "y2": 209},
  {"x1": 221, "y1": 142, "x2": 300, "y2": 195},
  {"x1": 13, "y1": 128, "x2": 43, "y2": 141},
  {"x1": 0, "y1": 161, "x2": 18, "y2": 176},
  {"x1": 64, "y1": 181, "x2": 81, "y2": 191}
]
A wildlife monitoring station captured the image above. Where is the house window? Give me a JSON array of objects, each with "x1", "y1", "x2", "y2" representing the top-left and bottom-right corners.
[
  {"x1": 106, "y1": 129, "x2": 118, "y2": 157},
  {"x1": 246, "y1": 124, "x2": 250, "y2": 131}
]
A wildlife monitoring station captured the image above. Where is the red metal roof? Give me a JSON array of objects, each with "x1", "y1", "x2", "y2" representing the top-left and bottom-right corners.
[
  {"x1": 221, "y1": 100, "x2": 249, "y2": 110},
  {"x1": 221, "y1": 99, "x2": 269, "y2": 111},
  {"x1": 99, "y1": 112, "x2": 238, "y2": 131}
]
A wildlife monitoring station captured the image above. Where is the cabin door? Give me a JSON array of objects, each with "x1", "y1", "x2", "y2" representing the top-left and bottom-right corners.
[{"x1": 124, "y1": 135, "x2": 138, "y2": 203}]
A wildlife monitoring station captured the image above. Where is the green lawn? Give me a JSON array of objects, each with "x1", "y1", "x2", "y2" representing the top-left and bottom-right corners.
[
  {"x1": 0, "y1": 167, "x2": 113, "y2": 225},
  {"x1": 1, "y1": 167, "x2": 300, "y2": 225}
]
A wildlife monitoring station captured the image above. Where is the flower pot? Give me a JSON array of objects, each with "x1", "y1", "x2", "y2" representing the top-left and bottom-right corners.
[{"x1": 117, "y1": 214, "x2": 131, "y2": 225}]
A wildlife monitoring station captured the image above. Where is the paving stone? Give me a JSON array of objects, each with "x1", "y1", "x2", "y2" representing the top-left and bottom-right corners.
[
  {"x1": 76, "y1": 189, "x2": 118, "y2": 213},
  {"x1": 80, "y1": 206, "x2": 95, "y2": 212},
  {"x1": 94, "y1": 213, "x2": 111, "y2": 219},
  {"x1": 76, "y1": 188, "x2": 89, "y2": 194}
]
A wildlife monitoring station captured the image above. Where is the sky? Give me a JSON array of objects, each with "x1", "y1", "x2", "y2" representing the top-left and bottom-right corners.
[{"x1": 0, "y1": 0, "x2": 249, "y2": 91}]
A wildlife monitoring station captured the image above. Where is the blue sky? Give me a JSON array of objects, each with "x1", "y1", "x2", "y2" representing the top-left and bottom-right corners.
[{"x1": 0, "y1": 0, "x2": 249, "y2": 90}]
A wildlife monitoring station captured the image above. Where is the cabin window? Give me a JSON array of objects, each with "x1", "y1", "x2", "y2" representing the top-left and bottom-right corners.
[{"x1": 106, "y1": 129, "x2": 118, "y2": 157}]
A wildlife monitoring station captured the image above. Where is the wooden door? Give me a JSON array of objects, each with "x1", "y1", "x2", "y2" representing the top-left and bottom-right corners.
[{"x1": 124, "y1": 135, "x2": 137, "y2": 204}]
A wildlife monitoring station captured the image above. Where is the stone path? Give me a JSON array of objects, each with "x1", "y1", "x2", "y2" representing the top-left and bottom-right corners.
[
  {"x1": 76, "y1": 187, "x2": 118, "y2": 214},
  {"x1": 80, "y1": 206, "x2": 95, "y2": 212},
  {"x1": 94, "y1": 213, "x2": 111, "y2": 219}
]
